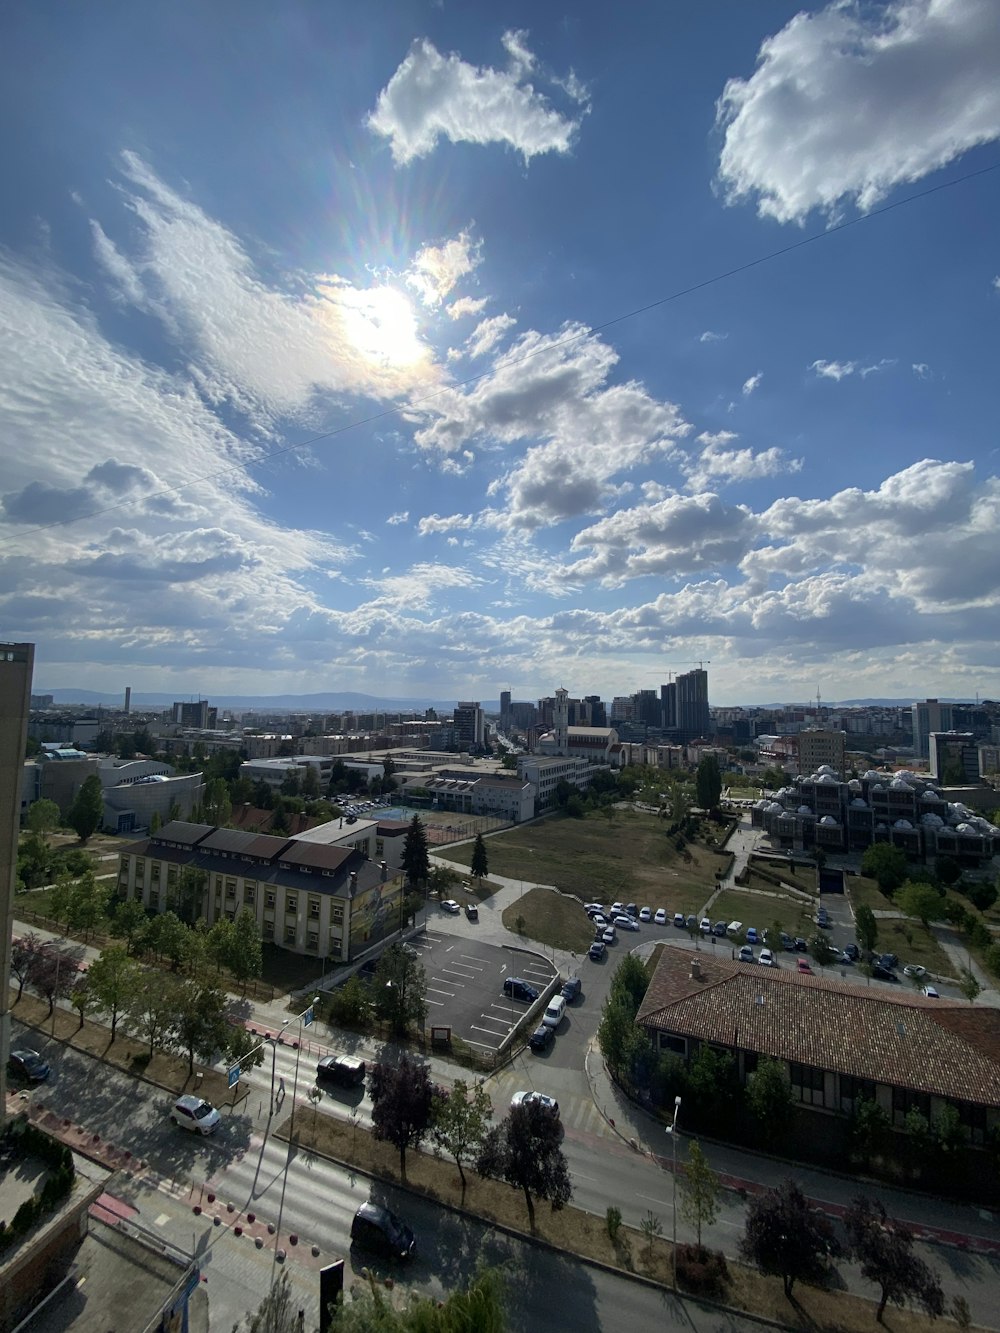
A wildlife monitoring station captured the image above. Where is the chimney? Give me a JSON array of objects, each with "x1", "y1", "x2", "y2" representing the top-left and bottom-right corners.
[
  {"x1": 690, "y1": 958, "x2": 702, "y2": 981},
  {"x1": 349, "y1": 871, "x2": 357, "y2": 894},
  {"x1": 380, "y1": 860, "x2": 388, "y2": 882}
]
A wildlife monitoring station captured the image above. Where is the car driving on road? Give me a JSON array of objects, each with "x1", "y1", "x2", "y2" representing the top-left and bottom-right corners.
[{"x1": 170, "y1": 1095, "x2": 221, "y2": 1136}]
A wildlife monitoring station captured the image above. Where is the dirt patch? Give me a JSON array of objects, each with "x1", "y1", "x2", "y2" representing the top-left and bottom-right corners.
[
  {"x1": 281, "y1": 1107, "x2": 952, "y2": 1332},
  {"x1": 7, "y1": 990, "x2": 231, "y2": 1106}
]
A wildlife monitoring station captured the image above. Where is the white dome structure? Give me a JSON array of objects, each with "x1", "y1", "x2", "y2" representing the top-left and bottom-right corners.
[{"x1": 893, "y1": 819, "x2": 913, "y2": 830}]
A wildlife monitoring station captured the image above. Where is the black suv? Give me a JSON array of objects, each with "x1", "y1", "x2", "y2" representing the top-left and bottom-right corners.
[
  {"x1": 350, "y1": 1203, "x2": 416, "y2": 1260},
  {"x1": 316, "y1": 1055, "x2": 366, "y2": 1088},
  {"x1": 503, "y1": 977, "x2": 539, "y2": 1002},
  {"x1": 528, "y1": 1024, "x2": 554, "y2": 1052},
  {"x1": 560, "y1": 976, "x2": 582, "y2": 1002}
]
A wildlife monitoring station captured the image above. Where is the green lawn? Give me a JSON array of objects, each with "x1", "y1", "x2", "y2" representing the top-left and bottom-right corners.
[
  {"x1": 438, "y1": 807, "x2": 731, "y2": 912},
  {"x1": 845, "y1": 875, "x2": 896, "y2": 913},
  {"x1": 501, "y1": 886, "x2": 596, "y2": 955},
  {"x1": 709, "y1": 888, "x2": 815, "y2": 940}
]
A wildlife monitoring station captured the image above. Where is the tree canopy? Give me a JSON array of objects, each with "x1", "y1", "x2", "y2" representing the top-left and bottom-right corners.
[
  {"x1": 401, "y1": 814, "x2": 430, "y2": 887},
  {"x1": 739, "y1": 1178, "x2": 841, "y2": 1297},
  {"x1": 895, "y1": 880, "x2": 945, "y2": 929},
  {"x1": 470, "y1": 832, "x2": 489, "y2": 881},
  {"x1": 369, "y1": 1053, "x2": 433, "y2": 1180},
  {"x1": 844, "y1": 1195, "x2": 944, "y2": 1323},
  {"x1": 860, "y1": 843, "x2": 908, "y2": 895},
  {"x1": 373, "y1": 943, "x2": 427, "y2": 1037},
  {"x1": 695, "y1": 754, "x2": 723, "y2": 811},
  {"x1": 66, "y1": 774, "x2": 105, "y2": 842},
  {"x1": 477, "y1": 1098, "x2": 571, "y2": 1229}
]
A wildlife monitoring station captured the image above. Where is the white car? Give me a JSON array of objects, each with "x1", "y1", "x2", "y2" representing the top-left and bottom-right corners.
[
  {"x1": 654, "y1": 908, "x2": 667, "y2": 925},
  {"x1": 903, "y1": 964, "x2": 926, "y2": 979},
  {"x1": 510, "y1": 1090, "x2": 559, "y2": 1117},
  {"x1": 613, "y1": 914, "x2": 639, "y2": 931},
  {"x1": 921, "y1": 985, "x2": 940, "y2": 998},
  {"x1": 584, "y1": 903, "x2": 605, "y2": 915},
  {"x1": 699, "y1": 917, "x2": 712, "y2": 935},
  {"x1": 440, "y1": 899, "x2": 461, "y2": 914},
  {"x1": 171, "y1": 1095, "x2": 221, "y2": 1136},
  {"x1": 738, "y1": 945, "x2": 755, "y2": 963},
  {"x1": 639, "y1": 906, "x2": 652, "y2": 922},
  {"x1": 758, "y1": 948, "x2": 776, "y2": 967},
  {"x1": 602, "y1": 926, "x2": 616, "y2": 944},
  {"x1": 542, "y1": 996, "x2": 566, "y2": 1028}
]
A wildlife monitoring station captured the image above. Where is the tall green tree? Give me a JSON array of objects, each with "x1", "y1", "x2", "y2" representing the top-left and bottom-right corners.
[
  {"x1": 844, "y1": 1195, "x2": 944, "y2": 1323},
  {"x1": 172, "y1": 980, "x2": 232, "y2": 1074},
  {"x1": 228, "y1": 907, "x2": 264, "y2": 994},
  {"x1": 66, "y1": 870, "x2": 112, "y2": 939},
  {"x1": 110, "y1": 897, "x2": 149, "y2": 955},
  {"x1": 127, "y1": 969, "x2": 181, "y2": 1057},
  {"x1": 746, "y1": 1057, "x2": 794, "y2": 1134},
  {"x1": 696, "y1": 754, "x2": 723, "y2": 811},
  {"x1": 861, "y1": 843, "x2": 908, "y2": 895},
  {"x1": 373, "y1": 942, "x2": 427, "y2": 1037},
  {"x1": 203, "y1": 777, "x2": 232, "y2": 826},
  {"x1": 369, "y1": 1053, "x2": 433, "y2": 1180},
  {"x1": 477, "y1": 1098, "x2": 572, "y2": 1230},
  {"x1": 66, "y1": 774, "x2": 105, "y2": 843},
  {"x1": 174, "y1": 866, "x2": 207, "y2": 924},
  {"x1": 27, "y1": 798, "x2": 61, "y2": 835},
  {"x1": 401, "y1": 814, "x2": 430, "y2": 887},
  {"x1": 470, "y1": 832, "x2": 489, "y2": 883},
  {"x1": 679, "y1": 1140, "x2": 720, "y2": 1251},
  {"x1": 429, "y1": 1078, "x2": 493, "y2": 1193},
  {"x1": 86, "y1": 945, "x2": 141, "y2": 1041},
  {"x1": 895, "y1": 880, "x2": 944, "y2": 929},
  {"x1": 855, "y1": 904, "x2": 879, "y2": 954}
]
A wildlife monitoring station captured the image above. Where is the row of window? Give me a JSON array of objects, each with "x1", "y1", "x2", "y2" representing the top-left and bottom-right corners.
[{"x1": 132, "y1": 859, "x2": 347, "y2": 923}]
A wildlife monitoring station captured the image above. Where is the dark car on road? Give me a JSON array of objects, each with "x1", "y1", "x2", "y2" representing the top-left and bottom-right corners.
[
  {"x1": 528, "y1": 1024, "x2": 554, "y2": 1052},
  {"x1": 588, "y1": 940, "x2": 606, "y2": 961},
  {"x1": 843, "y1": 943, "x2": 861, "y2": 961},
  {"x1": 350, "y1": 1203, "x2": 416, "y2": 1261},
  {"x1": 872, "y1": 963, "x2": 899, "y2": 982},
  {"x1": 560, "y1": 976, "x2": 582, "y2": 1002},
  {"x1": 8, "y1": 1049, "x2": 49, "y2": 1083},
  {"x1": 316, "y1": 1055, "x2": 366, "y2": 1088},
  {"x1": 503, "y1": 977, "x2": 539, "y2": 1002}
]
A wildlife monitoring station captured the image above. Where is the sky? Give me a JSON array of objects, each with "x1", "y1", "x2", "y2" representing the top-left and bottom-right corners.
[{"x1": 1, "y1": 0, "x2": 999, "y2": 708}]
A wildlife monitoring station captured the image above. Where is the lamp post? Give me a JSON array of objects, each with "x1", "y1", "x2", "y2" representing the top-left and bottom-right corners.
[
  {"x1": 288, "y1": 996, "x2": 320, "y2": 1142},
  {"x1": 666, "y1": 1095, "x2": 682, "y2": 1290}
]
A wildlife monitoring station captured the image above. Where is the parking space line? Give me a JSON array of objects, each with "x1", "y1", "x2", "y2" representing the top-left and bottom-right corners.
[
  {"x1": 425, "y1": 997, "x2": 444, "y2": 1006},
  {"x1": 458, "y1": 955, "x2": 486, "y2": 968},
  {"x1": 431, "y1": 975, "x2": 465, "y2": 988},
  {"x1": 464, "y1": 1037, "x2": 500, "y2": 1050},
  {"x1": 426, "y1": 987, "x2": 455, "y2": 998}
]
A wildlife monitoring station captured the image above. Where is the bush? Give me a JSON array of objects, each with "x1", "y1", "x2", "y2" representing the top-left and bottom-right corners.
[
  {"x1": 606, "y1": 1205, "x2": 622, "y2": 1241},
  {"x1": 676, "y1": 1243, "x2": 729, "y2": 1296}
]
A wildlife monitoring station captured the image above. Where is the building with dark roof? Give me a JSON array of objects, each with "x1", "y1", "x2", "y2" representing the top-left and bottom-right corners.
[
  {"x1": 116, "y1": 819, "x2": 406, "y2": 962},
  {"x1": 637, "y1": 949, "x2": 1000, "y2": 1143}
]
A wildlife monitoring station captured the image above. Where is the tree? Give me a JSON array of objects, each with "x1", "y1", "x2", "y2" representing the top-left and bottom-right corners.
[
  {"x1": 369, "y1": 1053, "x2": 433, "y2": 1180},
  {"x1": 28, "y1": 940, "x2": 83, "y2": 1015},
  {"x1": 203, "y1": 777, "x2": 232, "y2": 826},
  {"x1": 679, "y1": 1139, "x2": 720, "y2": 1251},
  {"x1": 696, "y1": 754, "x2": 722, "y2": 811},
  {"x1": 844, "y1": 1195, "x2": 944, "y2": 1323},
  {"x1": 597, "y1": 997, "x2": 653, "y2": 1089},
  {"x1": 226, "y1": 1023, "x2": 266, "y2": 1075},
  {"x1": 140, "y1": 910, "x2": 193, "y2": 970},
  {"x1": 27, "y1": 798, "x2": 61, "y2": 835},
  {"x1": 373, "y1": 942, "x2": 427, "y2": 1037},
  {"x1": 127, "y1": 969, "x2": 181, "y2": 1057},
  {"x1": 110, "y1": 897, "x2": 149, "y2": 955},
  {"x1": 323, "y1": 1266, "x2": 506, "y2": 1332},
  {"x1": 935, "y1": 855, "x2": 962, "y2": 887},
  {"x1": 327, "y1": 974, "x2": 372, "y2": 1028},
  {"x1": 401, "y1": 814, "x2": 430, "y2": 888},
  {"x1": 850, "y1": 1097, "x2": 891, "y2": 1169},
  {"x1": 65, "y1": 870, "x2": 111, "y2": 939},
  {"x1": 173, "y1": 866, "x2": 207, "y2": 924},
  {"x1": 855, "y1": 904, "x2": 879, "y2": 954},
  {"x1": 809, "y1": 933, "x2": 838, "y2": 967},
  {"x1": 10, "y1": 933, "x2": 46, "y2": 1003},
  {"x1": 430, "y1": 1078, "x2": 493, "y2": 1192},
  {"x1": 861, "y1": 844, "x2": 908, "y2": 895},
  {"x1": 87, "y1": 945, "x2": 142, "y2": 1041},
  {"x1": 895, "y1": 880, "x2": 944, "y2": 930},
  {"x1": 206, "y1": 917, "x2": 237, "y2": 974},
  {"x1": 746, "y1": 1057, "x2": 794, "y2": 1135},
  {"x1": 66, "y1": 774, "x2": 105, "y2": 843},
  {"x1": 478, "y1": 1098, "x2": 572, "y2": 1230},
  {"x1": 172, "y1": 980, "x2": 232, "y2": 1075},
  {"x1": 740, "y1": 1179, "x2": 841, "y2": 1297},
  {"x1": 470, "y1": 832, "x2": 489, "y2": 883},
  {"x1": 227, "y1": 907, "x2": 264, "y2": 993},
  {"x1": 70, "y1": 975, "x2": 93, "y2": 1030},
  {"x1": 958, "y1": 968, "x2": 982, "y2": 1004},
  {"x1": 609, "y1": 952, "x2": 652, "y2": 1014}
]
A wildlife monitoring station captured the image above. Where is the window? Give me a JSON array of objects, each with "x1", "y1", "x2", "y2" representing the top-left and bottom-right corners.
[
  {"x1": 308, "y1": 895, "x2": 320, "y2": 919},
  {"x1": 167, "y1": 865, "x2": 178, "y2": 886},
  {"x1": 789, "y1": 1062, "x2": 826, "y2": 1107},
  {"x1": 263, "y1": 920, "x2": 274, "y2": 940},
  {"x1": 891, "y1": 1087, "x2": 930, "y2": 1125},
  {"x1": 150, "y1": 863, "x2": 160, "y2": 883},
  {"x1": 285, "y1": 893, "x2": 298, "y2": 915},
  {"x1": 244, "y1": 882, "x2": 256, "y2": 904},
  {"x1": 135, "y1": 858, "x2": 146, "y2": 878},
  {"x1": 331, "y1": 903, "x2": 344, "y2": 925},
  {"x1": 840, "y1": 1074, "x2": 876, "y2": 1114},
  {"x1": 660, "y1": 1034, "x2": 687, "y2": 1057},
  {"x1": 225, "y1": 910, "x2": 235, "y2": 922},
  {"x1": 265, "y1": 891, "x2": 276, "y2": 910},
  {"x1": 284, "y1": 924, "x2": 296, "y2": 944},
  {"x1": 225, "y1": 878, "x2": 236, "y2": 898},
  {"x1": 307, "y1": 930, "x2": 319, "y2": 951}
]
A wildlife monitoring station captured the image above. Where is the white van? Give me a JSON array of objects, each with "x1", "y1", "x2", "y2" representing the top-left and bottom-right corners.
[
  {"x1": 726, "y1": 921, "x2": 744, "y2": 937},
  {"x1": 542, "y1": 995, "x2": 566, "y2": 1028}
]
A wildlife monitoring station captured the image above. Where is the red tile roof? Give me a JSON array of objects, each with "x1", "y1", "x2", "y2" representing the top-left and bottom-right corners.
[{"x1": 637, "y1": 950, "x2": 1000, "y2": 1108}]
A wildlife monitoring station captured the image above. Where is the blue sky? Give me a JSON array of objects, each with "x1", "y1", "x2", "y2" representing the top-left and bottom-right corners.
[{"x1": 2, "y1": 0, "x2": 999, "y2": 706}]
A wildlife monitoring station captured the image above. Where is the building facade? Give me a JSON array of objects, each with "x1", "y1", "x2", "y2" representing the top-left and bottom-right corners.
[{"x1": 912, "y1": 699, "x2": 954, "y2": 760}]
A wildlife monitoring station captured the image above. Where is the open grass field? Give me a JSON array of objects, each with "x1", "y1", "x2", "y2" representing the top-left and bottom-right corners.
[
  {"x1": 438, "y1": 808, "x2": 731, "y2": 912},
  {"x1": 500, "y1": 887, "x2": 595, "y2": 954},
  {"x1": 284, "y1": 1106, "x2": 950, "y2": 1333},
  {"x1": 708, "y1": 888, "x2": 815, "y2": 940}
]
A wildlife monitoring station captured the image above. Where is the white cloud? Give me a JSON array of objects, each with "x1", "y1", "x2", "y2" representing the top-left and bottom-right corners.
[
  {"x1": 447, "y1": 296, "x2": 489, "y2": 320},
  {"x1": 684, "y1": 433, "x2": 801, "y2": 491},
  {"x1": 717, "y1": 0, "x2": 1000, "y2": 223},
  {"x1": 742, "y1": 371, "x2": 762, "y2": 396},
  {"x1": 859, "y1": 359, "x2": 896, "y2": 378},
  {"x1": 912, "y1": 362, "x2": 932, "y2": 379},
  {"x1": 810, "y1": 359, "x2": 857, "y2": 381},
  {"x1": 417, "y1": 513, "x2": 474, "y2": 536},
  {"x1": 361, "y1": 561, "x2": 484, "y2": 610},
  {"x1": 405, "y1": 232, "x2": 481, "y2": 307},
  {"x1": 465, "y1": 313, "x2": 517, "y2": 359},
  {"x1": 699, "y1": 330, "x2": 727, "y2": 343},
  {"x1": 386, "y1": 511, "x2": 409, "y2": 526},
  {"x1": 367, "y1": 32, "x2": 586, "y2": 165}
]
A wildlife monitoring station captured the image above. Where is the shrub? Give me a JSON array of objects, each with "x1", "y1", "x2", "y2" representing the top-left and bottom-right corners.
[
  {"x1": 676, "y1": 1243, "x2": 729, "y2": 1296},
  {"x1": 606, "y1": 1205, "x2": 622, "y2": 1241}
]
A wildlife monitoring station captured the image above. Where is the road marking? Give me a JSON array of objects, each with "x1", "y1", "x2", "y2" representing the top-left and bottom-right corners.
[
  {"x1": 469, "y1": 1026, "x2": 503, "y2": 1043},
  {"x1": 426, "y1": 987, "x2": 455, "y2": 998},
  {"x1": 570, "y1": 1170, "x2": 597, "y2": 1182},
  {"x1": 430, "y1": 975, "x2": 465, "y2": 987},
  {"x1": 463, "y1": 1036, "x2": 499, "y2": 1050},
  {"x1": 637, "y1": 1193, "x2": 671, "y2": 1208},
  {"x1": 424, "y1": 997, "x2": 444, "y2": 1006}
]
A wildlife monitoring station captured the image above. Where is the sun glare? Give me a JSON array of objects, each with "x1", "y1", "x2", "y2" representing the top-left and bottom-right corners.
[{"x1": 338, "y1": 284, "x2": 425, "y2": 369}]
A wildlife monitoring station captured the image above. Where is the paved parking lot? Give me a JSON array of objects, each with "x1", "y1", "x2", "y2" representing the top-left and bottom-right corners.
[{"x1": 410, "y1": 930, "x2": 558, "y2": 1053}]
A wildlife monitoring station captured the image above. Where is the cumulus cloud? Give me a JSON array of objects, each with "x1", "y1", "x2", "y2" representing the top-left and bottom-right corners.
[
  {"x1": 717, "y1": 0, "x2": 1000, "y2": 223},
  {"x1": 362, "y1": 561, "x2": 485, "y2": 610},
  {"x1": 367, "y1": 32, "x2": 587, "y2": 164},
  {"x1": 684, "y1": 433, "x2": 801, "y2": 491},
  {"x1": 912, "y1": 362, "x2": 932, "y2": 379},
  {"x1": 742, "y1": 371, "x2": 762, "y2": 396},
  {"x1": 386, "y1": 511, "x2": 409, "y2": 526},
  {"x1": 405, "y1": 232, "x2": 481, "y2": 307},
  {"x1": 465, "y1": 313, "x2": 516, "y2": 359},
  {"x1": 417, "y1": 513, "x2": 474, "y2": 536},
  {"x1": 447, "y1": 296, "x2": 489, "y2": 320}
]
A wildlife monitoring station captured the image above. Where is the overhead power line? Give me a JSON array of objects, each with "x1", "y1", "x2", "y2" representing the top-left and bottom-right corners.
[{"x1": 3, "y1": 157, "x2": 998, "y2": 546}]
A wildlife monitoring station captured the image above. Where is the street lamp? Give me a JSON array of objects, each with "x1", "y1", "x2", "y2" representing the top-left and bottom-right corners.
[
  {"x1": 665, "y1": 1095, "x2": 682, "y2": 1290},
  {"x1": 288, "y1": 996, "x2": 320, "y2": 1141}
]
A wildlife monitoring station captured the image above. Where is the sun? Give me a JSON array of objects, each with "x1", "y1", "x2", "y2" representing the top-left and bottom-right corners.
[{"x1": 337, "y1": 283, "x2": 425, "y2": 369}]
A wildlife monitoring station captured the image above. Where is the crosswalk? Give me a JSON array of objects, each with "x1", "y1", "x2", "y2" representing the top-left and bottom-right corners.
[{"x1": 487, "y1": 1068, "x2": 618, "y2": 1144}]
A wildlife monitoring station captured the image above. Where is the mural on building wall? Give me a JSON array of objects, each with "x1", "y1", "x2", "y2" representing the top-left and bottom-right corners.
[{"x1": 352, "y1": 879, "x2": 402, "y2": 943}]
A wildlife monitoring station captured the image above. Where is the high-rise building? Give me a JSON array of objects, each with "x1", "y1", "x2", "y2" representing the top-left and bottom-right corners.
[
  {"x1": 797, "y1": 728, "x2": 847, "y2": 777},
  {"x1": 634, "y1": 689, "x2": 661, "y2": 728},
  {"x1": 584, "y1": 695, "x2": 606, "y2": 727},
  {"x1": 499, "y1": 690, "x2": 511, "y2": 731},
  {"x1": 660, "y1": 681, "x2": 677, "y2": 731},
  {"x1": 675, "y1": 667, "x2": 709, "y2": 742},
  {"x1": 1, "y1": 643, "x2": 34, "y2": 1124},
  {"x1": 453, "y1": 701, "x2": 485, "y2": 751},
  {"x1": 911, "y1": 699, "x2": 953, "y2": 760},
  {"x1": 172, "y1": 699, "x2": 211, "y2": 729},
  {"x1": 929, "y1": 732, "x2": 980, "y2": 785}
]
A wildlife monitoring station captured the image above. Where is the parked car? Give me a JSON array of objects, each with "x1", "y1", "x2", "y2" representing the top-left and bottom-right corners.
[
  {"x1": 673, "y1": 912, "x2": 686, "y2": 928},
  {"x1": 584, "y1": 903, "x2": 605, "y2": 916},
  {"x1": 610, "y1": 902, "x2": 626, "y2": 916},
  {"x1": 350, "y1": 1202, "x2": 416, "y2": 1261},
  {"x1": 654, "y1": 909, "x2": 667, "y2": 925},
  {"x1": 745, "y1": 927, "x2": 759, "y2": 944},
  {"x1": 903, "y1": 964, "x2": 926, "y2": 979},
  {"x1": 921, "y1": 985, "x2": 940, "y2": 998},
  {"x1": 316, "y1": 1055, "x2": 366, "y2": 1088},
  {"x1": 7, "y1": 1049, "x2": 49, "y2": 1082},
  {"x1": 542, "y1": 995, "x2": 566, "y2": 1028},
  {"x1": 613, "y1": 914, "x2": 640, "y2": 931},
  {"x1": 602, "y1": 926, "x2": 616, "y2": 944},
  {"x1": 560, "y1": 976, "x2": 582, "y2": 1002},
  {"x1": 779, "y1": 932, "x2": 796, "y2": 951},
  {"x1": 503, "y1": 977, "x2": 539, "y2": 1002},
  {"x1": 639, "y1": 907, "x2": 652, "y2": 922},
  {"x1": 465, "y1": 902, "x2": 479, "y2": 921},
  {"x1": 713, "y1": 921, "x2": 728, "y2": 937},
  {"x1": 793, "y1": 937, "x2": 808, "y2": 952},
  {"x1": 840, "y1": 949, "x2": 856, "y2": 965},
  {"x1": 170, "y1": 1095, "x2": 221, "y2": 1136},
  {"x1": 843, "y1": 943, "x2": 861, "y2": 961},
  {"x1": 726, "y1": 921, "x2": 744, "y2": 937},
  {"x1": 738, "y1": 945, "x2": 755, "y2": 963},
  {"x1": 625, "y1": 903, "x2": 638, "y2": 917},
  {"x1": 872, "y1": 964, "x2": 899, "y2": 982},
  {"x1": 528, "y1": 1024, "x2": 554, "y2": 1052},
  {"x1": 878, "y1": 952, "x2": 900, "y2": 970},
  {"x1": 699, "y1": 917, "x2": 712, "y2": 935},
  {"x1": 440, "y1": 899, "x2": 461, "y2": 914},
  {"x1": 758, "y1": 948, "x2": 776, "y2": 967},
  {"x1": 797, "y1": 958, "x2": 814, "y2": 975},
  {"x1": 590, "y1": 914, "x2": 608, "y2": 929},
  {"x1": 685, "y1": 914, "x2": 698, "y2": 931},
  {"x1": 588, "y1": 940, "x2": 606, "y2": 961},
  {"x1": 510, "y1": 1090, "x2": 559, "y2": 1117}
]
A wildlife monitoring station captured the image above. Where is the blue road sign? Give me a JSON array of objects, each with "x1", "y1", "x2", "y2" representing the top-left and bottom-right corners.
[{"x1": 228, "y1": 1063, "x2": 240, "y2": 1089}]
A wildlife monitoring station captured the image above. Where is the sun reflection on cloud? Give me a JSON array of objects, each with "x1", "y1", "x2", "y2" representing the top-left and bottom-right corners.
[{"x1": 315, "y1": 277, "x2": 437, "y2": 394}]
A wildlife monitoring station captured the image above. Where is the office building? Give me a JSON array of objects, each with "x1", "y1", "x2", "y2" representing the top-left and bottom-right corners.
[
  {"x1": 929, "y1": 732, "x2": 981, "y2": 785},
  {"x1": 675, "y1": 667, "x2": 709, "y2": 742},
  {"x1": 797, "y1": 728, "x2": 847, "y2": 777},
  {"x1": 912, "y1": 699, "x2": 954, "y2": 761},
  {"x1": 453, "y1": 701, "x2": 485, "y2": 751}
]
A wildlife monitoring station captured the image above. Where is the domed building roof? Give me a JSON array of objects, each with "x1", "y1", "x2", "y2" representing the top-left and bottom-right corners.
[
  {"x1": 816, "y1": 772, "x2": 838, "y2": 785},
  {"x1": 848, "y1": 778, "x2": 862, "y2": 791},
  {"x1": 956, "y1": 823, "x2": 977, "y2": 836},
  {"x1": 863, "y1": 769, "x2": 881, "y2": 781},
  {"x1": 871, "y1": 783, "x2": 885, "y2": 793},
  {"x1": 819, "y1": 815, "x2": 839, "y2": 825},
  {"x1": 798, "y1": 804, "x2": 813, "y2": 815},
  {"x1": 850, "y1": 797, "x2": 868, "y2": 808},
  {"x1": 921, "y1": 813, "x2": 945, "y2": 827},
  {"x1": 890, "y1": 777, "x2": 913, "y2": 791},
  {"x1": 817, "y1": 765, "x2": 837, "y2": 776},
  {"x1": 892, "y1": 819, "x2": 913, "y2": 830},
  {"x1": 921, "y1": 790, "x2": 942, "y2": 802},
  {"x1": 767, "y1": 801, "x2": 783, "y2": 814}
]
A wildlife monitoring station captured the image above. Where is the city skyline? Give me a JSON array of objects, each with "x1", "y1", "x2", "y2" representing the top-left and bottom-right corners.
[{"x1": 2, "y1": 2, "x2": 999, "y2": 707}]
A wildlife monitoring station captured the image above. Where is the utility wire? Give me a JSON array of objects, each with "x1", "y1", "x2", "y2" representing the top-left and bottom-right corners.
[{"x1": 3, "y1": 157, "x2": 998, "y2": 546}]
